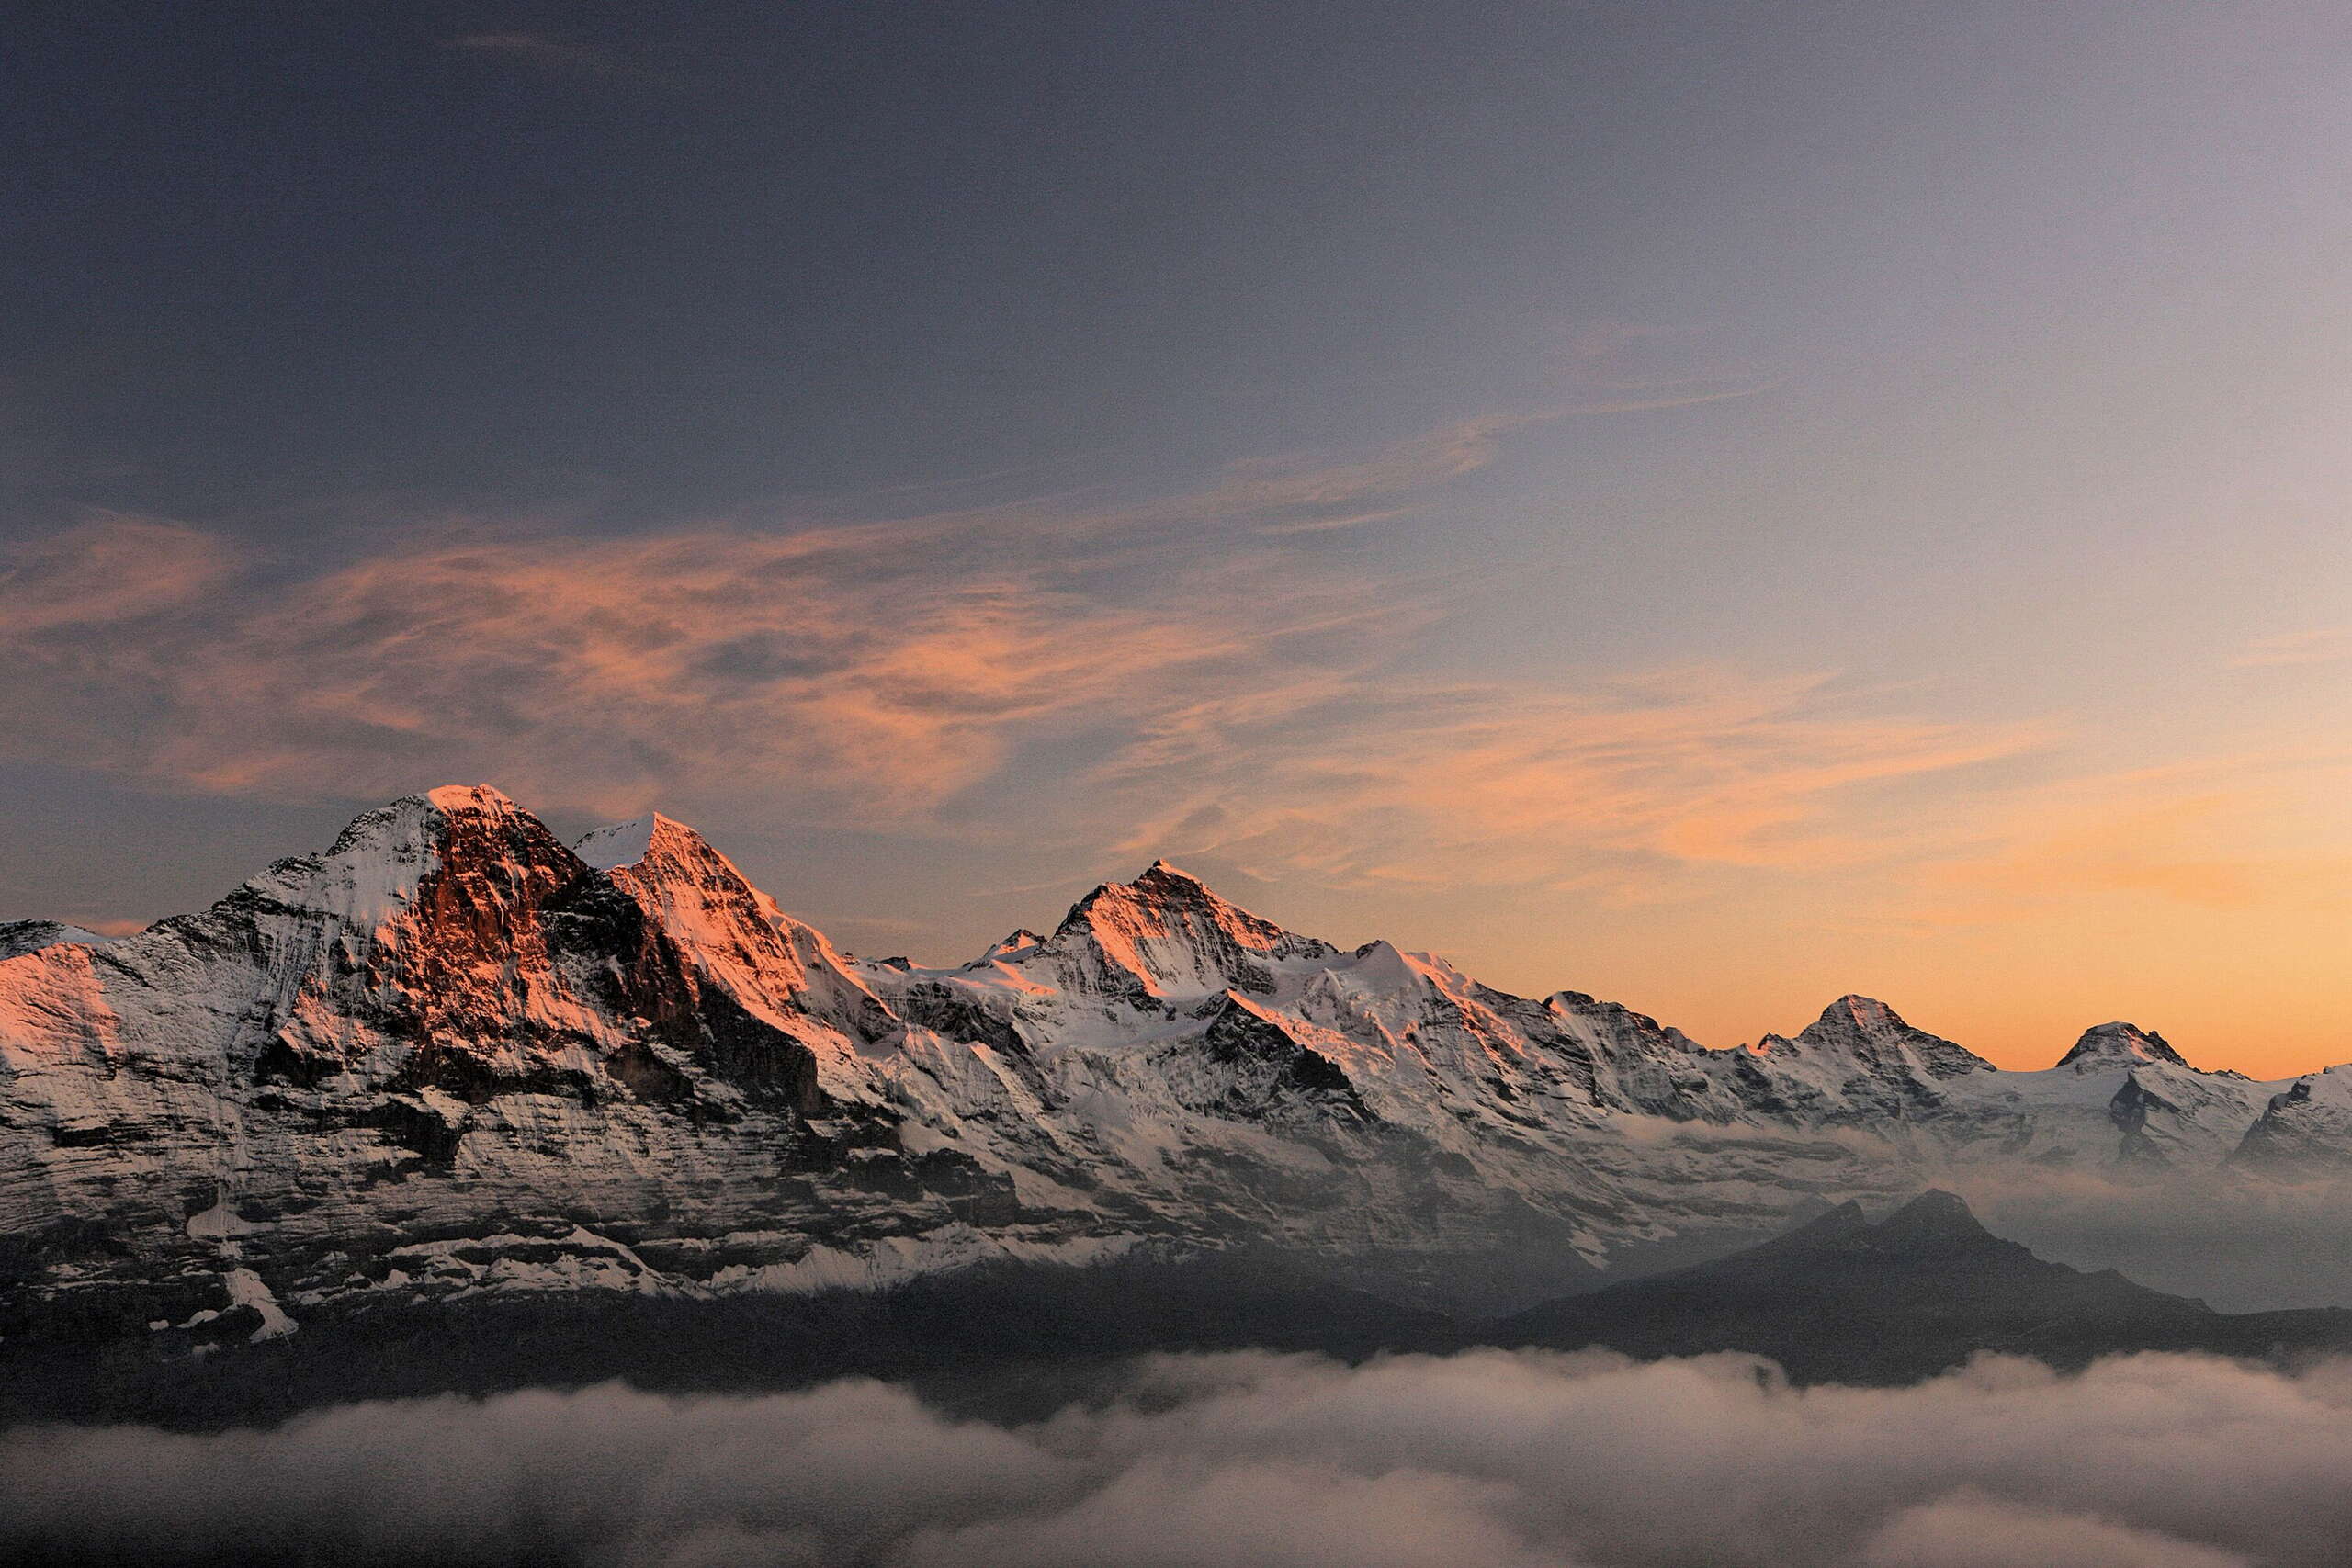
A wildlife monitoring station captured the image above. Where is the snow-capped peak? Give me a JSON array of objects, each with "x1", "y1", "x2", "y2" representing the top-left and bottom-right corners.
[
  {"x1": 1792, "y1": 995, "x2": 1991, "y2": 1080},
  {"x1": 975, "y1": 929, "x2": 1047, "y2": 964},
  {"x1": 2057, "y1": 1021, "x2": 2189, "y2": 1071},
  {"x1": 1040, "y1": 861, "x2": 1338, "y2": 1001},
  {"x1": 423, "y1": 783, "x2": 523, "y2": 816},
  {"x1": 1746, "y1": 996, "x2": 1989, "y2": 1084},
  {"x1": 19, "y1": 781, "x2": 2352, "y2": 1351}
]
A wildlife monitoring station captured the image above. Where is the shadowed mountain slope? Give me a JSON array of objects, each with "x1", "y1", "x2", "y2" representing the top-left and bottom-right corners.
[{"x1": 1497, "y1": 1190, "x2": 2352, "y2": 1383}]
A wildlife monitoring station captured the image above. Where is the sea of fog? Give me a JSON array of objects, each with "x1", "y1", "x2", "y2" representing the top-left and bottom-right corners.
[{"x1": 9, "y1": 1347, "x2": 2350, "y2": 1568}]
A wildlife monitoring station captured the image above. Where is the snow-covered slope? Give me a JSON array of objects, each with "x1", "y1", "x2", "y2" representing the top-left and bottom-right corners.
[{"x1": 0, "y1": 787, "x2": 2335, "y2": 1344}]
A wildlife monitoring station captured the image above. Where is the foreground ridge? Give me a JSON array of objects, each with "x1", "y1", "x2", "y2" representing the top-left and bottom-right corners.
[{"x1": 3, "y1": 786, "x2": 2344, "y2": 1348}]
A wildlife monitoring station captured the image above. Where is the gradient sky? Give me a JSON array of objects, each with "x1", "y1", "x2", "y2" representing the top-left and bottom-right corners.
[{"x1": 6, "y1": 2, "x2": 2348, "y2": 1074}]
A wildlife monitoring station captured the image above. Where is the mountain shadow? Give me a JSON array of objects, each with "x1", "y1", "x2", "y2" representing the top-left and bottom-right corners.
[{"x1": 0, "y1": 1247, "x2": 1451, "y2": 1432}]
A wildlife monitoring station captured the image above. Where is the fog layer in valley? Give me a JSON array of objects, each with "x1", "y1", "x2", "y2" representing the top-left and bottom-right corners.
[
  {"x1": 11, "y1": 1348, "x2": 2352, "y2": 1568},
  {"x1": 1955, "y1": 1171, "x2": 2352, "y2": 1312}
]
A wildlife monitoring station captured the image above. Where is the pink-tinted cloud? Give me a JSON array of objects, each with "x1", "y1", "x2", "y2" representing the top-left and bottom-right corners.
[
  {"x1": 0, "y1": 513, "x2": 237, "y2": 632},
  {"x1": 1105, "y1": 669, "x2": 2041, "y2": 893},
  {"x1": 0, "y1": 413, "x2": 2030, "y2": 890}
]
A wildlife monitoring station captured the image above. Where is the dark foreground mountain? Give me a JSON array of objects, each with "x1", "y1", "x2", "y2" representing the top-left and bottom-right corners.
[
  {"x1": 13, "y1": 1191, "x2": 2352, "y2": 1429},
  {"x1": 0, "y1": 1247, "x2": 1448, "y2": 1430},
  {"x1": 1498, "y1": 1190, "x2": 2352, "y2": 1383}
]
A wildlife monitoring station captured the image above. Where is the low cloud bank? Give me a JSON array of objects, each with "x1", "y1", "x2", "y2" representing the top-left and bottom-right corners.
[{"x1": 11, "y1": 1349, "x2": 2352, "y2": 1567}]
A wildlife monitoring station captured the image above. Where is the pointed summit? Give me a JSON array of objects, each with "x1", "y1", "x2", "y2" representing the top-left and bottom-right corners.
[
  {"x1": 575, "y1": 809, "x2": 780, "y2": 947},
  {"x1": 2057, "y1": 1021, "x2": 2189, "y2": 1071},
  {"x1": 571, "y1": 808, "x2": 889, "y2": 1039},
  {"x1": 573, "y1": 811, "x2": 767, "y2": 900},
  {"x1": 1040, "y1": 861, "x2": 1337, "y2": 1003},
  {"x1": 1762, "y1": 995, "x2": 1991, "y2": 1080}
]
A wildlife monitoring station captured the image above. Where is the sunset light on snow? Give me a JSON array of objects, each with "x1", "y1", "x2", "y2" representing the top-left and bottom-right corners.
[{"x1": 7, "y1": 12, "x2": 2352, "y2": 1563}]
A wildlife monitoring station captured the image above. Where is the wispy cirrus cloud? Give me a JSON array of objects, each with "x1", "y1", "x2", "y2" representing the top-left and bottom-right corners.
[
  {"x1": 0, "y1": 410, "x2": 2027, "y2": 890},
  {"x1": 1102, "y1": 668, "x2": 2041, "y2": 894},
  {"x1": 2, "y1": 517, "x2": 1331, "y2": 818},
  {"x1": 0, "y1": 513, "x2": 237, "y2": 633}
]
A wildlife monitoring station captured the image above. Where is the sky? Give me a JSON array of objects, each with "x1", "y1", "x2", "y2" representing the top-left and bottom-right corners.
[{"x1": 4, "y1": 1, "x2": 2348, "y2": 1074}]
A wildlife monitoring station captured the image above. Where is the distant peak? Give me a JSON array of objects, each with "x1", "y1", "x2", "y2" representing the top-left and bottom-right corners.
[
  {"x1": 1059, "y1": 861, "x2": 1227, "y2": 930},
  {"x1": 1781, "y1": 995, "x2": 1991, "y2": 1079},
  {"x1": 2057, "y1": 1021, "x2": 2188, "y2": 1071},
  {"x1": 1044, "y1": 859, "x2": 1334, "y2": 999},
  {"x1": 977, "y1": 928, "x2": 1046, "y2": 963}
]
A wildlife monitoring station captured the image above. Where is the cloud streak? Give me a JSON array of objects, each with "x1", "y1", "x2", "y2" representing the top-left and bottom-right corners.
[
  {"x1": 10, "y1": 1349, "x2": 2352, "y2": 1567},
  {"x1": 0, "y1": 525, "x2": 2023, "y2": 886},
  {"x1": 0, "y1": 415, "x2": 2028, "y2": 893}
]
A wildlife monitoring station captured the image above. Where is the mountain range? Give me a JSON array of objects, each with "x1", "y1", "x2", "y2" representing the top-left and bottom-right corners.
[{"x1": 6, "y1": 784, "x2": 2349, "y2": 1363}]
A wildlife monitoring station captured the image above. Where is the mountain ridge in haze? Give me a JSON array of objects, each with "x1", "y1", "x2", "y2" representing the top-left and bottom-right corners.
[
  {"x1": 1500, "y1": 1188, "x2": 2352, "y2": 1383},
  {"x1": 5, "y1": 784, "x2": 2347, "y2": 1357}
]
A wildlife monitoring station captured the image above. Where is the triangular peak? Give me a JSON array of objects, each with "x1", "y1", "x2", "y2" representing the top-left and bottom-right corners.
[
  {"x1": 1039, "y1": 859, "x2": 1337, "y2": 1001},
  {"x1": 2057, "y1": 1021, "x2": 2189, "y2": 1071},
  {"x1": 1817, "y1": 994, "x2": 1906, "y2": 1031},
  {"x1": 569, "y1": 809, "x2": 888, "y2": 1033},
  {"x1": 1052, "y1": 860, "x2": 1317, "y2": 951},
  {"x1": 1773, "y1": 994, "x2": 1990, "y2": 1079},
  {"x1": 571, "y1": 812, "x2": 786, "y2": 907}
]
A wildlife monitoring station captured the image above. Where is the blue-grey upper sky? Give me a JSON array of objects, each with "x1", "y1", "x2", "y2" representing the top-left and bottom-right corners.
[{"x1": 6, "y1": 1, "x2": 2348, "y2": 1068}]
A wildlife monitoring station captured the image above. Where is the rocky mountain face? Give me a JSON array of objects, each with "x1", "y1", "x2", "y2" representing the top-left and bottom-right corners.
[{"x1": 3, "y1": 786, "x2": 2344, "y2": 1350}]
